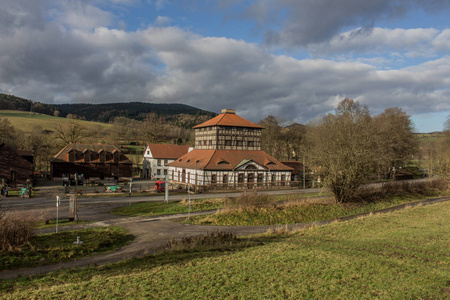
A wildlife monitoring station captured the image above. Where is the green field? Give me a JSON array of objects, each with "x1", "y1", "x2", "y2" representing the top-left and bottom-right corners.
[
  {"x1": 0, "y1": 110, "x2": 117, "y2": 133},
  {"x1": 0, "y1": 227, "x2": 134, "y2": 270},
  {"x1": 1, "y1": 201, "x2": 449, "y2": 299}
]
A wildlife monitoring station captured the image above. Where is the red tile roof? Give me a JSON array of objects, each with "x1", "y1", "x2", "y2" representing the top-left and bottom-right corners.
[
  {"x1": 51, "y1": 143, "x2": 131, "y2": 164},
  {"x1": 147, "y1": 144, "x2": 191, "y2": 159},
  {"x1": 168, "y1": 149, "x2": 292, "y2": 171},
  {"x1": 193, "y1": 112, "x2": 263, "y2": 129}
]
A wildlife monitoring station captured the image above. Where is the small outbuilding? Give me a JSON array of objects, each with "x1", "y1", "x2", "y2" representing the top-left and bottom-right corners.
[{"x1": 0, "y1": 143, "x2": 34, "y2": 186}]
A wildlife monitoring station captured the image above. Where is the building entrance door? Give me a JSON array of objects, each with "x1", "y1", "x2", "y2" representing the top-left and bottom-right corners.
[{"x1": 247, "y1": 173, "x2": 254, "y2": 189}]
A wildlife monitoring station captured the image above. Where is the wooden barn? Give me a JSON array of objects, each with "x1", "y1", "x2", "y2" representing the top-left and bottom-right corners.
[
  {"x1": 51, "y1": 143, "x2": 132, "y2": 181},
  {"x1": 0, "y1": 143, "x2": 34, "y2": 186}
]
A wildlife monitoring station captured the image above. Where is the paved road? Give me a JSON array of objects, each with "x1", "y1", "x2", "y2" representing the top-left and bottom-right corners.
[{"x1": 1, "y1": 187, "x2": 325, "y2": 221}]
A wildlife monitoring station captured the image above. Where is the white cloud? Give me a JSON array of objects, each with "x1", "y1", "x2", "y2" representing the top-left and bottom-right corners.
[
  {"x1": 0, "y1": 0, "x2": 449, "y2": 130},
  {"x1": 231, "y1": 0, "x2": 450, "y2": 48},
  {"x1": 155, "y1": 16, "x2": 172, "y2": 26},
  {"x1": 55, "y1": 2, "x2": 114, "y2": 30}
]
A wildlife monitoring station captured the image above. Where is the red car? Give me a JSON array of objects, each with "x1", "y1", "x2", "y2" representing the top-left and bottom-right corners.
[{"x1": 155, "y1": 181, "x2": 165, "y2": 192}]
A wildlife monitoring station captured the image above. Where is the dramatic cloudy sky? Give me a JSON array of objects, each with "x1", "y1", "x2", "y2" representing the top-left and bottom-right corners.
[{"x1": 1, "y1": 0, "x2": 450, "y2": 132}]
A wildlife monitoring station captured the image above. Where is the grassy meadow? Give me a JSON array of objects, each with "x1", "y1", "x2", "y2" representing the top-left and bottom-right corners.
[
  {"x1": 1, "y1": 201, "x2": 449, "y2": 299},
  {"x1": 0, "y1": 110, "x2": 117, "y2": 133},
  {"x1": 0, "y1": 227, "x2": 134, "y2": 270}
]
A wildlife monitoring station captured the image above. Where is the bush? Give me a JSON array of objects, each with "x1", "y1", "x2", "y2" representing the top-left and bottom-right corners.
[
  {"x1": 155, "y1": 231, "x2": 239, "y2": 253},
  {"x1": 0, "y1": 212, "x2": 38, "y2": 252},
  {"x1": 354, "y1": 179, "x2": 448, "y2": 203},
  {"x1": 224, "y1": 192, "x2": 271, "y2": 209}
]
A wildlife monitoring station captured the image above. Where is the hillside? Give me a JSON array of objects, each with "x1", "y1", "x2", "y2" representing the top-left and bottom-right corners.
[
  {"x1": 0, "y1": 93, "x2": 217, "y2": 128},
  {"x1": 54, "y1": 102, "x2": 216, "y2": 123},
  {"x1": 0, "y1": 94, "x2": 55, "y2": 116},
  {"x1": 0, "y1": 110, "x2": 117, "y2": 134}
]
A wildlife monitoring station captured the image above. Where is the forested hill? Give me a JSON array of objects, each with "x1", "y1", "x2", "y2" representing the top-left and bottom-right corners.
[
  {"x1": 0, "y1": 93, "x2": 217, "y2": 127},
  {"x1": 0, "y1": 93, "x2": 55, "y2": 115},
  {"x1": 54, "y1": 102, "x2": 215, "y2": 123}
]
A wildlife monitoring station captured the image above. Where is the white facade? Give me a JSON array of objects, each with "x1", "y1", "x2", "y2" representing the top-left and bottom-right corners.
[
  {"x1": 169, "y1": 160, "x2": 291, "y2": 189},
  {"x1": 142, "y1": 145, "x2": 193, "y2": 179}
]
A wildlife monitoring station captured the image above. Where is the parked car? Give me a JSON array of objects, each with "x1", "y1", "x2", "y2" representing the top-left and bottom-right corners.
[{"x1": 155, "y1": 181, "x2": 165, "y2": 192}]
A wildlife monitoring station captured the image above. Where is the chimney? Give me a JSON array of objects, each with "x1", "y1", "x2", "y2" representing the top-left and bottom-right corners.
[{"x1": 221, "y1": 109, "x2": 235, "y2": 114}]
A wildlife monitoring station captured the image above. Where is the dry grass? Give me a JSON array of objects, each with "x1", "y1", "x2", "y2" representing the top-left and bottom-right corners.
[{"x1": 0, "y1": 212, "x2": 40, "y2": 252}]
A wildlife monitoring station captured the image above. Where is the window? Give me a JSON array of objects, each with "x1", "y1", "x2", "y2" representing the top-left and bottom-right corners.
[
  {"x1": 203, "y1": 140, "x2": 207, "y2": 146},
  {"x1": 209, "y1": 140, "x2": 212, "y2": 145},
  {"x1": 164, "y1": 169, "x2": 167, "y2": 175},
  {"x1": 248, "y1": 141, "x2": 254, "y2": 147},
  {"x1": 272, "y1": 174, "x2": 276, "y2": 185},
  {"x1": 238, "y1": 173, "x2": 244, "y2": 183},
  {"x1": 281, "y1": 175, "x2": 285, "y2": 186},
  {"x1": 225, "y1": 140, "x2": 231, "y2": 146},
  {"x1": 211, "y1": 174, "x2": 217, "y2": 184},
  {"x1": 157, "y1": 159, "x2": 161, "y2": 166},
  {"x1": 223, "y1": 174, "x2": 228, "y2": 184},
  {"x1": 164, "y1": 159, "x2": 168, "y2": 165},
  {"x1": 257, "y1": 174, "x2": 263, "y2": 183},
  {"x1": 157, "y1": 169, "x2": 161, "y2": 175},
  {"x1": 236, "y1": 140, "x2": 243, "y2": 147}
]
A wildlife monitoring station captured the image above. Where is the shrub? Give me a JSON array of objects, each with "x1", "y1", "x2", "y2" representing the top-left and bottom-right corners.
[
  {"x1": 354, "y1": 179, "x2": 448, "y2": 203},
  {"x1": 224, "y1": 192, "x2": 271, "y2": 209},
  {"x1": 0, "y1": 212, "x2": 38, "y2": 252},
  {"x1": 155, "y1": 231, "x2": 239, "y2": 253}
]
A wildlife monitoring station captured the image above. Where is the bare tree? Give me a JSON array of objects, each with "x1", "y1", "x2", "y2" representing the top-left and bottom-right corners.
[
  {"x1": 0, "y1": 117, "x2": 17, "y2": 146},
  {"x1": 53, "y1": 121, "x2": 86, "y2": 144},
  {"x1": 373, "y1": 107, "x2": 419, "y2": 179},
  {"x1": 140, "y1": 113, "x2": 166, "y2": 144},
  {"x1": 303, "y1": 99, "x2": 378, "y2": 203}
]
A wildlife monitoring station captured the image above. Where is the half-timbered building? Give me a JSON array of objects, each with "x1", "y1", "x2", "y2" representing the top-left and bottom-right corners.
[{"x1": 168, "y1": 109, "x2": 292, "y2": 190}]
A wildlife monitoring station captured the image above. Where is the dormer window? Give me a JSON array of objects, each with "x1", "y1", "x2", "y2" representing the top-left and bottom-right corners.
[
  {"x1": 68, "y1": 149, "x2": 76, "y2": 162},
  {"x1": 98, "y1": 150, "x2": 106, "y2": 162},
  {"x1": 83, "y1": 149, "x2": 91, "y2": 162},
  {"x1": 218, "y1": 160, "x2": 230, "y2": 165}
]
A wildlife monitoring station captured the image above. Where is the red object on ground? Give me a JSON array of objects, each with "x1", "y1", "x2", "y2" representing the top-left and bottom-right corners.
[{"x1": 155, "y1": 181, "x2": 165, "y2": 192}]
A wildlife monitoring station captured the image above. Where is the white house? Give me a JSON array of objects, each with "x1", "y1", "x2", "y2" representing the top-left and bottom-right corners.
[{"x1": 142, "y1": 144, "x2": 192, "y2": 179}]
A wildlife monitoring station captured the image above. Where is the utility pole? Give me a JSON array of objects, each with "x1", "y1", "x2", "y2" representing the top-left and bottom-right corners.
[
  {"x1": 164, "y1": 174, "x2": 169, "y2": 203},
  {"x1": 303, "y1": 156, "x2": 306, "y2": 189},
  {"x1": 75, "y1": 173, "x2": 78, "y2": 222}
]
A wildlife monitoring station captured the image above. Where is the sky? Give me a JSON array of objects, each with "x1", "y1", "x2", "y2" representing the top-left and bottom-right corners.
[{"x1": 1, "y1": 0, "x2": 450, "y2": 132}]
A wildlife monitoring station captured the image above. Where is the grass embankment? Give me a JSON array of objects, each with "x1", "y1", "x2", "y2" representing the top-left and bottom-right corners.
[
  {"x1": 183, "y1": 181, "x2": 449, "y2": 226},
  {"x1": 1, "y1": 201, "x2": 449, "y2": 299},
  {"x1": 110, "y1": 198, "x2": 226, "y2": 216},
  {"x1": 35, "y1": 219, "x2": 92, "y2": 229},
  {"x1": 0, "y1": 227, "x2": 134, "y2": 270},
  {"x1": 110, "y1": 193, "x2": 322, "y2": 217}
]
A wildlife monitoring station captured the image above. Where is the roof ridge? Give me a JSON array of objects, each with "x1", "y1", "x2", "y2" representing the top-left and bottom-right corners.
[
  {"x1": 53, "y1": 144, "x2": 70, "y2": 158},
  {"x1": 203, "y1": 149, "x2": 217, "y2": 169}
]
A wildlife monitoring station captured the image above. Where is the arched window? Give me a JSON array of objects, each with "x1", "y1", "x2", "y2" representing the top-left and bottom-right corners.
[
  {"x1": 211, "y1": 174, "x2": 217, "y2": 184},
  {"x1": 223, "y1": 174, "x2": 228, "y2": 184},
  {"x1": 257, "y1": 174, "x2": 263, "y2": 185},
  {"x1": 238, "y1": 173, "x2": 244, "y2": 183}
]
